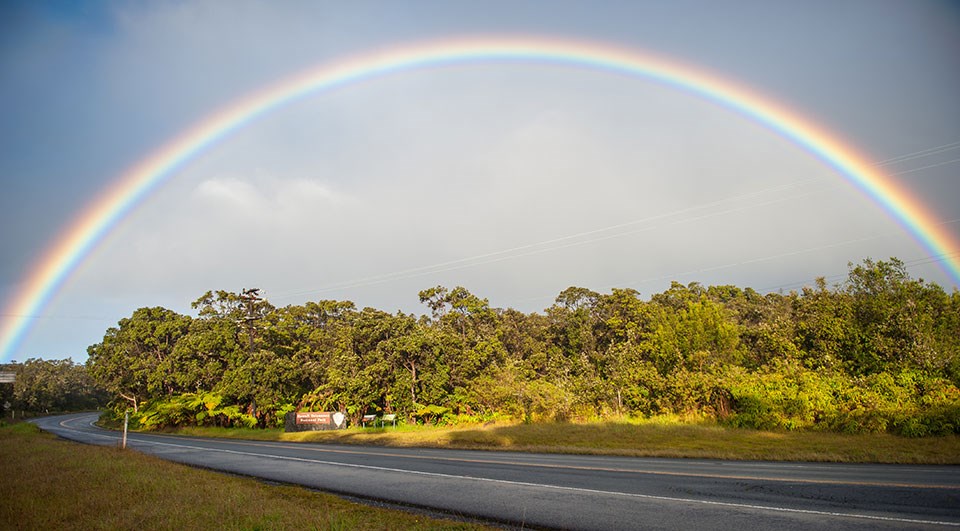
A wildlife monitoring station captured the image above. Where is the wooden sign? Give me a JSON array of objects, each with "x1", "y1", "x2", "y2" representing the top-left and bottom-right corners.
[
  {"x1": 285, "y1": 411, "x2": 347, "y2": 431},
  {"x1": 296, "y1": 412, "x2": 334, "y2": 424}
]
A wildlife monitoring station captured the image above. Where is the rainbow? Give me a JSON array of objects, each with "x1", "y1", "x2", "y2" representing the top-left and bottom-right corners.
[{"x1": 2, "y1": 36, "x2": 958, "y2": 362}]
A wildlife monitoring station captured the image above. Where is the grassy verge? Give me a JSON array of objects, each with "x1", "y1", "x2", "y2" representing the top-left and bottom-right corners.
[
  {"x1": 0, "y1": 421, "x2": 489, "y2": 530},
  {"x1": 165, "y1": 416, "x2": 960, "y2": 464}
]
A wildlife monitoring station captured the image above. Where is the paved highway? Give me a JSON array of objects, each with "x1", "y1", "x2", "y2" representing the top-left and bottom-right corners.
[{"x1": 32, "y1": 413, "x2": 960, "y2": 530}]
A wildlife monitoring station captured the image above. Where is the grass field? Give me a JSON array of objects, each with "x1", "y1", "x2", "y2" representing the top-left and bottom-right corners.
[
  {"x1": 5, "y1": 416, "x2": 957, "y2": 529},
  {"x1": 166, "y1": 416, "x2": 960, "y2": 464},
  {"x1": 0, "y1": 421, "x2": 489, "y2": 530}
]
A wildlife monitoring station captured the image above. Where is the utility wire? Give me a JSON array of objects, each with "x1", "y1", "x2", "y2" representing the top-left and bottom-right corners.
[
  {"x1": 755, "y1": 250, "x2": 960, "y2": 294},
  {"x1": 875, "y1": 140, "x2": 960, "y2": 167},
  {"x1": 886, "y1": 157, "x2": 960, "y2": 177},
  {"x1": 270, "y1": 186, "x2": 825, "y2": 301},
  {"x1": 271, "y1": 139, "x2": 960, "y2": 303}
]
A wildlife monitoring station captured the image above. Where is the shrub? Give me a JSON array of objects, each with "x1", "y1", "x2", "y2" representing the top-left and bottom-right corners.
[
  {"x1": 892, "y1": 405, "x2": 960, "y2": 437},
  {"x1": 413, "y1": 404, "x2": 450, "y2": 425}
]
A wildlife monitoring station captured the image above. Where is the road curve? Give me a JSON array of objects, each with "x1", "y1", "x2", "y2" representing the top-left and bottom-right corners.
[{"x1": 31, "y1": 413, "x2": 960, "y2": 530}]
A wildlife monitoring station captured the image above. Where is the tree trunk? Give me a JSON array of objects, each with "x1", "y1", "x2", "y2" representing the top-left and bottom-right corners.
[
  {"x1": 119, "y1": 392, "x2": 138, "y2": 413},
  {"x1": 408, "y1": 360, "x2": 417, "y2": 405}
]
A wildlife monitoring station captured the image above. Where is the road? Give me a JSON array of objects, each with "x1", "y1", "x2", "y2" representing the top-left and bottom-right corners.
[{"x1": 31, "y1": 413, "x2": 960, "y2": 530}]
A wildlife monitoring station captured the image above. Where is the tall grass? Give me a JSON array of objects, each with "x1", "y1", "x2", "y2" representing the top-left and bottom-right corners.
[
  {"x1": 0, "y1": 422, "x2": 487, "y2": 530},
  {"x1": 170, "y1": 415, "x2": 960, "y2": 464}
]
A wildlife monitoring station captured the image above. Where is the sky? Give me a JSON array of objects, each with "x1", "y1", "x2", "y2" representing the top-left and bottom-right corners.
[{"x1": 1, "y1": 0, "x2": 958, "y2": 363}]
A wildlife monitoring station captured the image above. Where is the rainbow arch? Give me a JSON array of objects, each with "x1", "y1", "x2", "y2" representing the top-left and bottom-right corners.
[{"x1": 2, "y1": 36, "x2": 958, "y2": 362}]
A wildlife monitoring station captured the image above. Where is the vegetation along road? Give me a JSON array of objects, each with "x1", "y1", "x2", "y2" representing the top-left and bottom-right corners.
[{"x1": 34, "y1": 413, "x2": 960, "y2": 530}]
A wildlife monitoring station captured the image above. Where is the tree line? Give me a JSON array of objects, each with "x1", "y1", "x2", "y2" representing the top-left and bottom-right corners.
[
  {"x1": 0, "y1": 358, "x2": 108, "y2": 416},
  {"x1": 26, "y1": 257, "x2": 960, "y2": 436}
]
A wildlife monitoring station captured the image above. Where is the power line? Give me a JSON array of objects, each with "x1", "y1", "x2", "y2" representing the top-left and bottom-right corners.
[
  {"x1": 886, "y1": 157, "x2": 960, "y2": 177},
  {"x1": 754, "y1": 250, "x2": 960, "y2": 294},
  {"x1": 271, "y1": 139, "x2": 960, "y2": 303},
  {"x1": 646, "y1": 219, "x2": 960, "y2": 290},
  {"x1": 500, "y1": 249, "x2": 960, "y2": 309},
  {"x1": 874, "y1": 140, "x2": 960, "y2": 167},
  {"x1": 271, "y1": 181, "x2": 829, "y2": 301},
  {"x1": 506, "y1": 216, "x2": 960, "y2": 307}
]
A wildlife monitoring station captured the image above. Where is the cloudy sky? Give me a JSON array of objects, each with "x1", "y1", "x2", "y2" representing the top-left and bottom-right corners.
[{"x1": 2, "y1": 1, "x2": 958, "y2": 363}]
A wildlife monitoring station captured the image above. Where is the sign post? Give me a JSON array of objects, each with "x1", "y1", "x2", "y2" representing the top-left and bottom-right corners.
[
  {"x1": 122, "y1": 411, "x2": 129, "y2": 449},
  {"x1": 0, "y1": 373, "x2": 13, "y2": 420}
]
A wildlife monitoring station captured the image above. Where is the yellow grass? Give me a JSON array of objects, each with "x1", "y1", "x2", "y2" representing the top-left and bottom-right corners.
[
  {"x1": 0, "y1": 422, "x2": 490, "y2": 530},
  {"x1": 169, "y1": 416, "x2": 960, "y2": 464}
]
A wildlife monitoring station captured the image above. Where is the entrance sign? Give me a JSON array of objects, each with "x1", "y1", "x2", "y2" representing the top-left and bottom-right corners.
[
  {"x1": 0, "y1": 372, "x2": 14, "y2": 384},
  {"x1": 284, "y1": 411, "x2": 347, "y2": 432},
  {"x1": 296, "y1": 412, "x2": 332, "y2": 424}
]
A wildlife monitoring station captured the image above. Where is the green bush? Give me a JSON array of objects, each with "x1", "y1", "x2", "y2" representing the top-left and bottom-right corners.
[
  {"x1": 727, "y1": 393, "x2": 782, "y2": 430},
  {"x1": 134, "y1": 394, "x2": 259, "y2": 430},
  {"x1": 724, "y1": 362, "x2": 843, "y2": 431},
  {"x1": 413, "y1": 404, "x2": 450, "y2": 425},
  {"x1": 892, "y1": 405, "x2": 960, "y2": 437},
  {"x1": 822, "y1": 408, "x2": 892, "y2": 434}
]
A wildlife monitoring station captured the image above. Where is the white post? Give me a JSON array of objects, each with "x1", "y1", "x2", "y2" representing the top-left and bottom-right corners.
[{"x1": 122, "y1": 411, "x2": 129, "y2": 449}]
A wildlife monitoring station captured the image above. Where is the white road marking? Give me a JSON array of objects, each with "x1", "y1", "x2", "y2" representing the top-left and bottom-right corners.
[{"x1": 41, "y1": 417, "x2": 960, "y2": 528}]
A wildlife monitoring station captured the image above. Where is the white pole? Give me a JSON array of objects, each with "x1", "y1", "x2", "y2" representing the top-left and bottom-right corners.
[{"x1": 122, "y1": 411, "x2": 129, "y2": 449}]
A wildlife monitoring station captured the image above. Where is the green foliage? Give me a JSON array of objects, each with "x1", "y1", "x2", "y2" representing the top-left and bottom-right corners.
[
  {"x1": 84, "y1": 259, "x2": 960, "y2": 437},
  {"x1": 87, "y1": 306, "x2": 192, "y2": 412},
  {"x1": 413, "y1": 404, "x2": 451, "y2": 425},
  {"x1": 1, "y1": 358, "x2": 107, "y2": 413},
  {"x1": 134, "y1": 393, "x2": 258, "y2": 430},
  {"x1": 522, "y1": 379, "x2": 574, "y2": 422},
  {"x1": 726, "y1": 362, "x2": 838, "y2": 431},
  {"x1": 273, "y1": 403, "x2": 297, "y2": 428}
]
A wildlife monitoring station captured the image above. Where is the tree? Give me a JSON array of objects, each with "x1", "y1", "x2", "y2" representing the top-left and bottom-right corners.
[
  {"x1": 87, "y1": 307, "x2": 191, "y2": 412},
  {"x1": 547, "y1": 287, "x2": 600, "y2": 370},
  {"x1": 793, "y1": 277, "x2": 853, "y2": 371},
  {"x1": 7, "y1": 358, "x2": 106, "y2": 413},
  {"x1": 843, "y1": 258, "x2": 950, "y2": 375},
  {"x1": 418, "y1": 286, "x2": 506, "y2": 412},
  {"x1": 384, "y1": 322, "x2": 436, "y2": 409}
]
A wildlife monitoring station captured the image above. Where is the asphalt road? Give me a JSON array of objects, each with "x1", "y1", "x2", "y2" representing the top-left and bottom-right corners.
[{"x1": 31, "y1": 413, "x2": 960, "y2": 530}]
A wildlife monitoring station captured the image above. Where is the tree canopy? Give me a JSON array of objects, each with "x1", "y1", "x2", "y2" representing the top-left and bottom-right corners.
[
  {"x1": 81, "y1": 258, "x2": 959, "y2": 436},
  {"x1": 1, "y1": 358, "x2": 108, "y2": 414}
]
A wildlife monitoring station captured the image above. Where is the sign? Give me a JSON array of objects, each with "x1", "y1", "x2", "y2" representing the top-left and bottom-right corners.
[
  {"x1": 296, "y1": 412, "x2": 335, "y2": 425},
  {"x1": 285, "y1": 411, "x2": 347, "y2": 431},
  {"x1": 0, "y1": 372, "x2": 15, "y2": 384}
]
